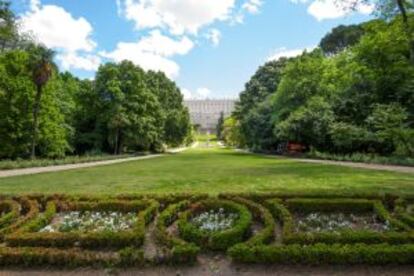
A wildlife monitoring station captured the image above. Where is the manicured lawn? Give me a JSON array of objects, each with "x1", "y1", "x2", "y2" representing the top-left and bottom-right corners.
[{"x1": 0, "y1": 146, "x2": 413, "y2": 195}]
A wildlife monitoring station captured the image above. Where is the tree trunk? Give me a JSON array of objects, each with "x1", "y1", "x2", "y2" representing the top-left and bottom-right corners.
[
  {"x1": 31, "y1": 85, "x2": 42, "y2": 159},
  {"x1": 396, "y1": 0, "x2": 414, "y2": 64}
]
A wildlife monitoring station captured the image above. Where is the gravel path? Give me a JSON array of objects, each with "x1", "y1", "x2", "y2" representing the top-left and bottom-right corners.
[{"x1": 0, "y1": 146, "x2": 192, "y2": 178}]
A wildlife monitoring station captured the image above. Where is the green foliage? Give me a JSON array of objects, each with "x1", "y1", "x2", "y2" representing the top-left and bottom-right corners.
[
  {"x1": 216, "y1": 112, "x2": 224, "y2": 140},
  {"x1": 237, "y1": 15, "x2": 414, "y2": 158},
  {"x1": 221, "y1": 117, "x2": 243, "y2": 147},
  {"x1": 233, "y1": 58, "x2": 289, "y2": 149},
  {"x1": 178, "y1": 199, "x2": 252, "y2": 250},
  {"x1": 320, "y1": 24, "x2": 365, "y2": 54},
  {"x1": 0, "y1": 194, "x2": 413, "y2": 266},
  {"x1": 228, "y1": 243, "x2": 414, "y2": 264},
  {"x1": 275, "y1": 96, "x2": 334, "y2": 149}
]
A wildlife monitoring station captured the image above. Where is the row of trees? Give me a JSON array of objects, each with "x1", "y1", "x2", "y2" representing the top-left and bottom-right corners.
[
  {"x1": 223, "y1": 2, "x2": 414, "y2": 157},
  {"x1": 0, "y1": 1, "x2": 192, "y2": 159}
]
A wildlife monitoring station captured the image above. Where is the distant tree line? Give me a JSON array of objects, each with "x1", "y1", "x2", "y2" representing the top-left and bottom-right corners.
[
  {"x1": 223, "y1": 4, "x2": 414, "y2": 158},
  {"x1": 0, "y1": 1, "x2": 192, "y2": 159}
]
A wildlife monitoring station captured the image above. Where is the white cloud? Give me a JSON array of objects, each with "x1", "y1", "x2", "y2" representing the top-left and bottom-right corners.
[
  {"x1": 57, "y1": 52, "x2": 101, "y2": 71},
  {"x1": 196, "y1": 87, "x2": 211, "y2": 98},
  {"x1": 267, "y1": 46, "x2": 315, "y2": 61},
  {"x1": 205, "y1": 29, "x2": 221, "y2": 47},
  {"x1": 136, "y1": 30, "x2": 194, "y2": 56},
  {"x1": 289, "y1": 0, "x2": 373, "y2": 21},
  {"x1": 242, "y1": 0, "x2": 262, "y2": 14},
  {"x1": 20, "y1": 2, "x2": 101, "y2": 72},
  {"x1": 122, "y1": 0, "x2": 236, "y2": 35},
  {"x1": 289, "y1": 0, "x2": 309, "y2": 3},
  {"x1": 30, "y1": 0, "x2": 41, "y2": 11},
  {"x1": 100, "y1": 31, "x2": 194, "y2": 78},
  {"x1": 182, "y1": 87, "x2": 212, "y2": 99},
  {"x1": 20, "y1": 5, "x2": 96, "y2": 52},
  {"x1": 116, "y1": 0, "x2": 123, "y2": 16},
  {"x1": 181, "y1": 88, "x2": 192, "y2": 99}
]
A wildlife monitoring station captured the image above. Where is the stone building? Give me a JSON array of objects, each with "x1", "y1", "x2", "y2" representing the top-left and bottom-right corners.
[{"x1": 184, "y1": 99, "x2": 237, "y2": 132}]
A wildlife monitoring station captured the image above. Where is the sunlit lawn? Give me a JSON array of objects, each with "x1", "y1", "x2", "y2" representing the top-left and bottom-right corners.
[{"x1": 0, "y1": 146, "x2": 413, "y2": 196}]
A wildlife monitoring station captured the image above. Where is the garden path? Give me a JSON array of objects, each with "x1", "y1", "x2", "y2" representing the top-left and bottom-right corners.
[{"x1": 0, "y1": 145, "x2": 193, "y2": 178}]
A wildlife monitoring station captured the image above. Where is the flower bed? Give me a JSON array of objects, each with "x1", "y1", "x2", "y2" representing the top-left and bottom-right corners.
[
  {"x1": 191, "y1": 208, "x2": 238, "y2": 232},
  {"x1": 5, "y1": 199, "x2": 158, "y2": 249},
  {"x1": 178, "y1": 199, "x2": 252, "y2": 250},
  {"x1": 295, "y1": 212, "x2": 391, "y2": 233},
  {"x1": 40, "y1": 211, "x2": 138, "y2": 233},
  {"x1": 0, "y1": 193, "x2": 411, "y2": 267}
]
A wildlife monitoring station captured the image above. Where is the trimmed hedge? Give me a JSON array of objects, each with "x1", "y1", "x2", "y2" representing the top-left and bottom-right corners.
[
  {"x1": 265, "y1": 198, "x2": 414, "y2": 245},
  {"x1": 228, "y1": 243, "x2": 414, "y2": 264},
  {"x1": 178, "y1": 199, "x2": 252, "y2": 250},
  {"x1": 0, "y1": 198, "x2": 40, "y2": 238},
  {"x1": 0, "y1": 246, "x2": 144, "y2": 267},
  {"x1": 0, "y1": 193, "x2": 412, "y2": 267},
  {"x1": 154, "y1": 200, "x2": 199, "y2": 264},
  {"x1": 0, "y1": 200, "x2": 20, "y2": 229},
  {"x1": 394, "y1": 198, "x2": 414, "y2": 228},
  {"x1": 5, "y1": 200, "x2": 157, "y2": 249},
  {"x1": 228, "y1": 197, "x2": 275, "y2": 245}
]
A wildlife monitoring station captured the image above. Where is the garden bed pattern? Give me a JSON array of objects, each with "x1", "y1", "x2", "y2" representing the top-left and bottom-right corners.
[{"x1": 0, "y1": 193, "x2": 412, "y2": 267}]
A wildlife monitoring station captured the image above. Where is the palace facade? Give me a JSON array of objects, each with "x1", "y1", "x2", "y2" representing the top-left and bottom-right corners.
[{"x1": 184, "y1": 99, "x2": 237, "y2": 132}]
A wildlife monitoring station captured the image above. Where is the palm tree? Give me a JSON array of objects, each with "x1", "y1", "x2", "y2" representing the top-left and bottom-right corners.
[{"x1": 28, "y1": 45, "x2": 55, "y2": 159}]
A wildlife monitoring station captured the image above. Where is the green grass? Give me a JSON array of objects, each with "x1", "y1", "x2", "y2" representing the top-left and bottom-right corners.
[
  {"x1": 0, "y1": 146, "x2": 413, "y2": 196},
  {"x1": 0, "y1": 154, "x2": 136, "y2": 170}
]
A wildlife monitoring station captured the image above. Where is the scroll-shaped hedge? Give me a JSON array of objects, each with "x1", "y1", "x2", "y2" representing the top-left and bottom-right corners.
[
  {"x1": 229, "y1": 197, "x2": 275, "y2": 246},
  {"x1": 265, "y1": 198, "x2": 414, "y2": 245},
  {"x1": 0, "y1": 200, "x2": 21, "y2": 229},
  {"x1": 5, "y1": 199, "x2": 158, "y2": 249},
  {"x1": 0, "y1": 198, "x2": 40, "y2": 239},
  {"x1": 154, "y1": 200, "x2": 199, "y2": 264}
]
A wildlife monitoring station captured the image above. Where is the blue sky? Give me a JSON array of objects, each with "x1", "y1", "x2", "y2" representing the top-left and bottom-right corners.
[{"x1": 12, "y1": 0, "x2": 373, "y2": 99}]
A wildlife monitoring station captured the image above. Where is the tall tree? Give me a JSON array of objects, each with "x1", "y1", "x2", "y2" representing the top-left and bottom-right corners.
[
  {"x1": 28, "y1": 45, "x2": 55, "y2": 158},
  {"x1": 319, "y1": 24, "x2": 365, "y2": 55},
  {"x1": 336, "y1": 0, "x2": 414, "y2": 63}
]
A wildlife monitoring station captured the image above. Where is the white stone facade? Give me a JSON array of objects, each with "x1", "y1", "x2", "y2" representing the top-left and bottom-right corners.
[{"x1": 184, "y1": 99, "x2": 236, "y2": 132}]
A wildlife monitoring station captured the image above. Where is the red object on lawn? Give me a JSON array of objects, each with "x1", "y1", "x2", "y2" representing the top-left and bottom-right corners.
[{"x1": 287, "y1": 142, "x2": 306, "y2": 153}]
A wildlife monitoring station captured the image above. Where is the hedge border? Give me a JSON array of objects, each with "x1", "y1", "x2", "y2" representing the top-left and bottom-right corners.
[
  {"x1": 0, "y1": 200, "x2": 21, "y2": 230},
  {"x1": 0, "y1": 198, "x2": 40, "y2": 239},
  {"x1": 178, "y1": 199, "x2": 252, "y2": 250},
  {"x1": 5, "y1": 199, "x2": 158, "y2": 249},
  {"x1": 154, "y1": 200, "x2": 200, "y2": 264},
  {"x1": 224, "y1": 196, "x2": 275, "y2": 246},
  {"x1": 265, "y1": 198, "x2": 414, "y2": 245},
  {"x1": 394, "y1": 198, "x2": 414, "y2": 228},
  {"x1": 228, "y1": 243, "x2": 414, "y2": 264}
]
